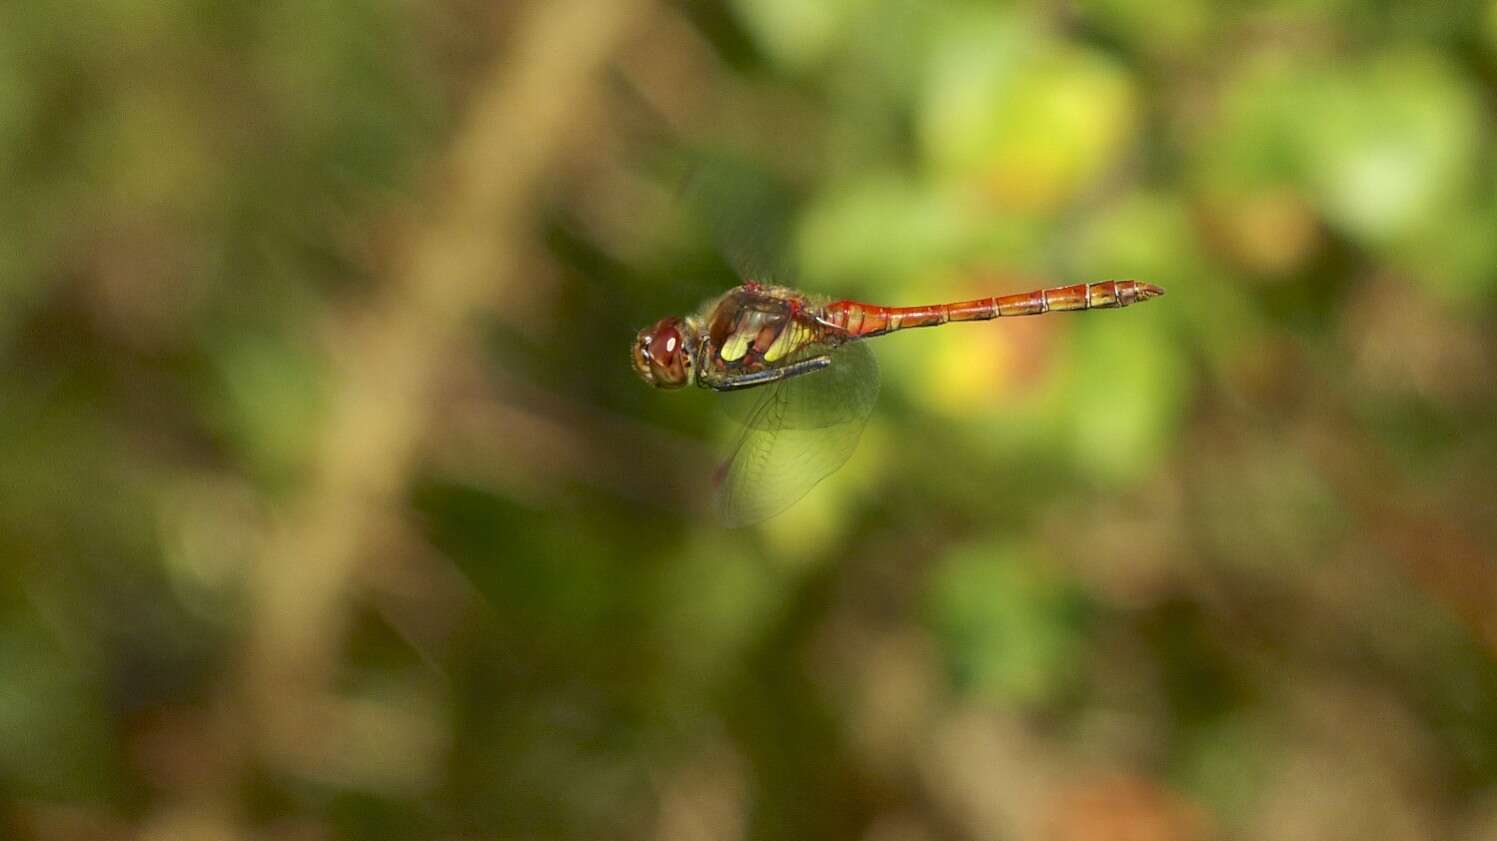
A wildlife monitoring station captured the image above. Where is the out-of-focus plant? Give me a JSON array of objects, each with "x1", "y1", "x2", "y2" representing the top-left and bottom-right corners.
[{"x1": 2, "y1": 1, "x2": 1496, "y2": 839}]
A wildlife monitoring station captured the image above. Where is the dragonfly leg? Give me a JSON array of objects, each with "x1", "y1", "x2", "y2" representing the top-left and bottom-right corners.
[{"x1": 705, "y1": 355, "x2": 831, "y2": 391}]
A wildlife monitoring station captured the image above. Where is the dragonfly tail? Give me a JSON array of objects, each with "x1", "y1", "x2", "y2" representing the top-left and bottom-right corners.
[{"x1": 824, "y1": 280, "x2": 1164, "y2": 338}]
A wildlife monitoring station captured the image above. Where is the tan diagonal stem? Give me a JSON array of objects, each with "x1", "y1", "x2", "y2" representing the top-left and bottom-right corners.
[{"x1": 243, "y1": 0, "x2": 652, "y2": 779}]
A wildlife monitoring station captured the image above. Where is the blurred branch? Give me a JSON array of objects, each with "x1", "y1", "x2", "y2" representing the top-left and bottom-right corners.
[
  {"x1": 1246, "y1": 338, "x2": 1497, "y2": 656},
  {"x1": 1298, "y1": 412, "x2": 1497, "y2": 655},
  {"x1": 430, "y1": 354, "x2": 715, "y2": 515},
  {"x1": 241, "y1": 0, "x2": 653, "y2": 783}
]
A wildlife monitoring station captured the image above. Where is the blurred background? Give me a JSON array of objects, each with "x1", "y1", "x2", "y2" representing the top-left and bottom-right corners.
[{"x1": 3, "y1": 1, "x2": 1497, "y2": 839}]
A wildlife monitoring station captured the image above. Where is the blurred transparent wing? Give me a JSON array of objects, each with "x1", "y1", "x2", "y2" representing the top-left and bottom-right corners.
[
  {"x1": 716, "y1": 339, "x2": 879, "y2": 429},
  {"x1": 676, "y1": 154, "x2": 800, "y2": 285},
  {"x1": 712, "y1": 342, "x2": 879, "y2": 527}
]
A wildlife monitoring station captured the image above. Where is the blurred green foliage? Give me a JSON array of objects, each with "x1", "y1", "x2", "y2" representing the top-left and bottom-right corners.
[{"x1": 3, "y1": 1, "x2": 1497, "y2": 839}]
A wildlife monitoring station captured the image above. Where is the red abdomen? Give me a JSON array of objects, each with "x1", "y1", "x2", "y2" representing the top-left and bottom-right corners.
[{"x1": 818, "y1": 279, "x2": 1163, "y2": 338}]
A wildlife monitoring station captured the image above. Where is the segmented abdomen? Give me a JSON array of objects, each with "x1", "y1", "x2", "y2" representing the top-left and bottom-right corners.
[{"x1": 818, "y1": 279, "x2": 1162, "y2": 338}]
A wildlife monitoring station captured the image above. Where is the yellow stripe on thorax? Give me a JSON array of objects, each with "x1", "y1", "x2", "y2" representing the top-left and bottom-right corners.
[
  {"x1": 719, "y1": 327, "x2": 752, "y2": 361},
  {"x1": 763, "y1": 320, "x2": 810, "y2": 363},
  {"x1": 718, "y1": 310, "x2": 767, "y2": 362}
]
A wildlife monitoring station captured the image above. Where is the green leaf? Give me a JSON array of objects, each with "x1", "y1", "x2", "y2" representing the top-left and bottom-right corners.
[{"x1": 926, "y1": 540, "x2": 1091, "y2": 706}]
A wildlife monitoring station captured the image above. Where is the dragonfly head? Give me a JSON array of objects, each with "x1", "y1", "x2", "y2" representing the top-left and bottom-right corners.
[{"x1": 631, "y1": 316, "x2": 697, "y2": 389}]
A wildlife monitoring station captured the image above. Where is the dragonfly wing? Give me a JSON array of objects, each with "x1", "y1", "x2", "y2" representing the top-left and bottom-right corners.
[
  {"x1": 677, "y1": 156, "x2": 798, "y2": 286},
  {"x1": 713, "y1": 341, "x2": 879, "y2": 527}
]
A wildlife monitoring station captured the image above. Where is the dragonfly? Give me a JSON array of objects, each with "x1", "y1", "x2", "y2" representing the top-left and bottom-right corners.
[{"x1": 631, "y1": 278, "x2": 1164, "y2": 526}]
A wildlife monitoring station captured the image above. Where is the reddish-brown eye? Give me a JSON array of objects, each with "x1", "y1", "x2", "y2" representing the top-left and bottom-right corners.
[
  {"x1": 648, "y1": 321, "x2": 681, "y2": 364},
  {"x1": 631, "y1": 317, "x2": 691, "y2": 389}
]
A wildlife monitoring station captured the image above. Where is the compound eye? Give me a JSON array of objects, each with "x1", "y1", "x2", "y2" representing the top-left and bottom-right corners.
[
  {"x1": 645, "y1": 318, "x2": 690, "y2": 388},
  {"x1": 648, "y1": 322, "x2": 682, "y2": 365}
]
